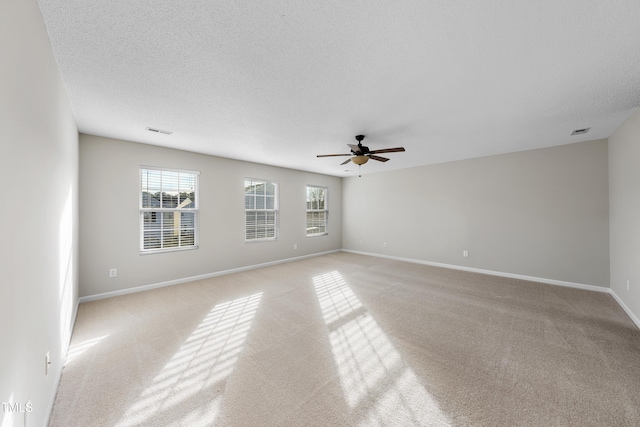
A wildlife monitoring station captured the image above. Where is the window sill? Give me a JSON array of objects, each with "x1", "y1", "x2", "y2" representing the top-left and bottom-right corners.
[
  {"x1": 140, "y1": 245, "x2": 199, "y2": 255},
  {"x1": 245, "y1": 238, "x2": 279, "y2": 243}
]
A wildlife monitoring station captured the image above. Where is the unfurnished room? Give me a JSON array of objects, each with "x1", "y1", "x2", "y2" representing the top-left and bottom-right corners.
[{"x1": 2, "y1": 1, "x2": 640, "y2": 426}]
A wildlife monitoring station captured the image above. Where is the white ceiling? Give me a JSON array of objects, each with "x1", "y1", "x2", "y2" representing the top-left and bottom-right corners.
[{"x1": 37, "y1": 0, "x2": 640, "y2": 177}]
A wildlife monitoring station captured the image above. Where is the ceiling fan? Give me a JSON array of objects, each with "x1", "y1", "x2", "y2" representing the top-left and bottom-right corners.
[{"x1": 317, "y1": 135, "x2": 406, "y2": 175}]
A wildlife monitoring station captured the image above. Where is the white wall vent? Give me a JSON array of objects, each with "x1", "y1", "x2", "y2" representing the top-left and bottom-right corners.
[
  {"x1": 571, "y1": 127, "x2": 590, "y2": 136},
  {"x1": 146, "y1": 127, "x2": 173, "y2": 135}
]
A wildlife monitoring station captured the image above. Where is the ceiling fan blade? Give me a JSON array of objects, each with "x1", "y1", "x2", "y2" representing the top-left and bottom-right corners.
[
  {"x1": 340, "y1": 158, "x2": 352, "y2": 165},
  {"x1": 369, "y1": 155, "x2": 390, "y2": 162},
  {"x1": 317, "y1": 153, "x2": 352, "y2": 157},
  {"x1": 347, "y1": 144, "x2": 363, "y2": 155},
  {"x1": 368, "y1": 147, "x2": 405, "y2": 154}
]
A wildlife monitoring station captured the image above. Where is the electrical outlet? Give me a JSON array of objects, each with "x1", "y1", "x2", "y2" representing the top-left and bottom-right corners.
[
  {"x1": 383, "y1": 242, "x2": 387, "y2": 248},
  {"x1": 293, "y1": 243, "x2": 297, "y2": 250},
  {"x1": 109, "y1": 268, "x2": 117, "y2": 278},
  {"x1": 45, "y1": 351, "x2": 50, "y2": 375},
  {"x1": 463, "y1": 250, "x2": 469, "y2": 257}
]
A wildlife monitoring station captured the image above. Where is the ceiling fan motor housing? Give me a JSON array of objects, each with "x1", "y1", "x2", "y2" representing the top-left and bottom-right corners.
[{"x1": 352, "y1": 135, "x2": 369, "y2": 154}]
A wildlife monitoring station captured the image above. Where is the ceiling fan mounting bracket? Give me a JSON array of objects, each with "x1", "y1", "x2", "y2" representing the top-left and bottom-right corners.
[{"x1": 355, "y1": 135, "x2": 365, "y2": 143}]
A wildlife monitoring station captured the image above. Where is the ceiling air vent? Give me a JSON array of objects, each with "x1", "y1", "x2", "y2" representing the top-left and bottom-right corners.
[
  {"x1": 571, "y1": 127, "x2": 590, "y2": 136},
  {"x1": 146, "y1": 127, "x2": 173, "y2": 135}
]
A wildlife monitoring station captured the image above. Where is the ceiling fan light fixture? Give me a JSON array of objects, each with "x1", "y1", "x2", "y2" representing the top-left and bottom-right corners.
[{"x1": 351, "y1": 155, "x2": 369, "y2": 165}]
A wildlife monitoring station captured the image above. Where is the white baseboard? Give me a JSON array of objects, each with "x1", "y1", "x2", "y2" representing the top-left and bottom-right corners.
[
  {"x1": 609, "y1": 290, "x2": 640, "y2": 330},
  {"x1": 44, "y1": 296, "x2": 80, "y2": 427},
  {"x1": 78, "y1": 250, "x2": 341, "y2": 303},
  {"x1": 341, "y1": 249, "x2": 610, "y2": 293},
  {"x1": 341, "y1": 249, "x2": 640, "y2": 330},
  {"x1": 77, "y1": 247, "x2": 640, "y2": 332}
]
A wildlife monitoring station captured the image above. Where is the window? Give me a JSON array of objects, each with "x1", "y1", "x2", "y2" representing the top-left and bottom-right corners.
[
  {"x1": 245, "y1": 179, "x2": 279, "y2": 241},
  {"x1": 306, "y1": 185, "x2": 328, "y2": 236},
  {"x1": 140, "y1": 167, "x2": 199, "y2": 253}
]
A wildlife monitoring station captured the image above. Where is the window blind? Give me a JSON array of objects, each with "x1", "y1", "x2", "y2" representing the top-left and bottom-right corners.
[
  {"x1": 306, "y1": 185, "x2": 328, "y2": 236},
  {"x1": 140, "y1": 167, "x2": 199, "y2": 253},
  {"x1": 245, "y1": 178, "x2": 279, "y2": 241}
]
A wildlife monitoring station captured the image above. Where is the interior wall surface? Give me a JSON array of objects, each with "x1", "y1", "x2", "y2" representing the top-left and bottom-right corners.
[
  {"x1": 0, "y1": 0, "x2": 79, "y2": 425},
  {"x1": 343, "y1": 139, "x2": 609, "y2": 287},
  {"x1": 609, "y1": 108, "x2": 640, "y2": 324},
  {"x1": 79, "y1": 134, "x2": 342, "y2": 298}
]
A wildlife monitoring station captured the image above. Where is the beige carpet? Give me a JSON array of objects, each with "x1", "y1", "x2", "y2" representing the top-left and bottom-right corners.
[{"x1": 49, "y1": 252, "x2": 640, "y2": 426}]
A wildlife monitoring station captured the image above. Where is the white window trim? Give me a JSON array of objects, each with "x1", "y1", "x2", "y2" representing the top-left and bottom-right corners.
[
  {"x1": 306, "y1": 185, "x2": 328, "y2": 237},
  {"x1": 244, "y1": 178, "x2": 279, "y2": 242},
  {"x1": 140, "y1": 166, "x2": 200, "y2": 254}
]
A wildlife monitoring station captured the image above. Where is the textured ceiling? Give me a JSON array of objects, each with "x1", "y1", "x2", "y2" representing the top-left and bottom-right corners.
[{"x1": 37, "y1": 0, "x2": 640, "y2": 177}]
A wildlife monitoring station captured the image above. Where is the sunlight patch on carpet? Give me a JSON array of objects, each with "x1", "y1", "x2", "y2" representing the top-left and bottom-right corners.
[
  {"x1": 114, "y1": 292, "x2": 262, "y2": 427},
  {"x1": 314, "y1": 271, "x2": 451, "y2": 426},
  {"x1": 65, "y1": 334, "x2": 109, "y2": 365}
]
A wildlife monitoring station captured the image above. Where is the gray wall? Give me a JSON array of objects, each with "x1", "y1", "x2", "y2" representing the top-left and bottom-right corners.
[
  {"x1": 79, "y1": 134, "x2": 342, "y2": 298},
  {"x1": 343, "y1": 140, "x2": 610, "y2": 287},
  {"x1": 609, "y1": 109, "x2": 640, "y2": 324},
  {"x1": 0, "y1": 0, "x2": 79, "y2": 425}
]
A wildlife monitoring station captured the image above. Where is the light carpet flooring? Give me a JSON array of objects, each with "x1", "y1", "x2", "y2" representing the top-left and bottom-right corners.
[{"x1": 49, "y1": 252, "x2": 640, "y2": 426}]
